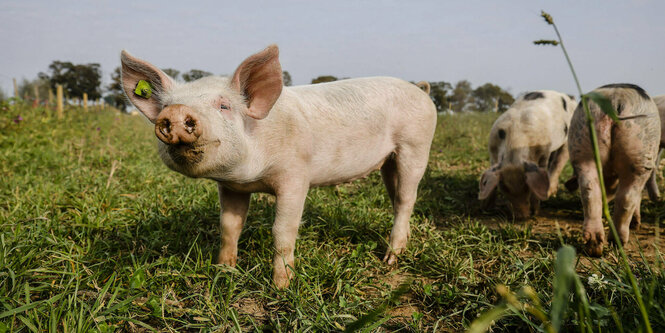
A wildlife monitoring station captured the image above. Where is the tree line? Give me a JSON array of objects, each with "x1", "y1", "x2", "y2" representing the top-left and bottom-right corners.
[
  {"x1": 9, "y1": 60, "x2": 514, "y2": 113},
  {"x1": 309, "y1": 76, "x2": 514, "y2": 113}
]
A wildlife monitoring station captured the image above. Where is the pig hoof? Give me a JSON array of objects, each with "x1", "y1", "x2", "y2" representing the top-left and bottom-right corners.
[
  {"x1": 273, "y1": 272, "x2": 292, "y2": 289},
  {"x1": 607, "y1": 235, "x2": 629, "y2": 248},
  {"x1": 583, "y1": 231, "x2": 605, "y2": 257},
  {"x1": 382, "y1": 249, "x2": 402, "y2": 265},
  {"x1": 217, "y1": 251, "x2": 237, "y2": 267}
]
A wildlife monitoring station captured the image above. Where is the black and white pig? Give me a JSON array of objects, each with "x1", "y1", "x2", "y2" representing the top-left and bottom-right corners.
[{"x1": 479, "y1": 90, "x2": 576, "y2": 219}]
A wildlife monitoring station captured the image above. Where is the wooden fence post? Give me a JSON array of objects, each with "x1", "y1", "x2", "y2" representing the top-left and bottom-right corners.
[
  {"x1": 48, "y1": 89, "x2": 54, "y2": 109},
  {"x1": 56, "y1": 85, "x2": 64, "y2": 119},
  {"x1": 33, "y1": 85, "x2": 39, "y2": 108},
  {"x1": 13, "y1": 78, "x2": 18, "y2": 99},
  {"x1": 83, "y1": 93, "x2": 88, "y2": 111}
]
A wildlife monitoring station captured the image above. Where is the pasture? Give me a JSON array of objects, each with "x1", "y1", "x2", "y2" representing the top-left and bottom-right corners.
[{"x1": 0, "y1": 103, "x2": 663, "y2": 332}]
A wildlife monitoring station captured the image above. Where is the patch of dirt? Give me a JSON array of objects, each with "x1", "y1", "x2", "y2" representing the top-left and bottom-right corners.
[
  {"x1": 388, "y1": 303, "x2": 419, "y2": 318},
  {"x1": 383, "y1": 270, "x2": 409, "y2": 289},
  {"x1": 477, "y1": 198, "x2": 665, "y2": 267},
  {"x1": 232, "y1": 297, "x2": 267, "y2": 320}
]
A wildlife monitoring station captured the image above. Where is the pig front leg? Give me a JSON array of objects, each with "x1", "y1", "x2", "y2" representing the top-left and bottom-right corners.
[
  {"x1": 529, "y1": 195, "x2": 540, "y2": 216},
  {"x1": 272, "y1": 180, "x2": 309, "y2": 289},
  {"x1": 577, "y1": 162, "x2": 606, "y2": 257},
  {"x1": 547, "y1": 144, "x2": 569, "y2": 197},
  {"x1": 217, "y1": 184, "x2": 251, "y2": 267}
]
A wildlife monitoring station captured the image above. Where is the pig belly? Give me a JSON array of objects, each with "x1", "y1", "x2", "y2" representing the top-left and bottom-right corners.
[{"x1": 308, "y1": 138, "x2": 394, "y2": 187}]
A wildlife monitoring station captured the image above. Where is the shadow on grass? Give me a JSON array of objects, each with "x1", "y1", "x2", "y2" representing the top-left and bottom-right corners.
[
  {"x1": 416, "y1": 172, "x2": 485, "y2": 223},
  {"x1": 89, "y1": 189, "x2": 393, "y2": 268},
  {"x1": 89, "y1": 203, "x2": 222, "y2": 265},
  {"x1": 89, "y1": 170, "x2": 663, "y2": 275}
]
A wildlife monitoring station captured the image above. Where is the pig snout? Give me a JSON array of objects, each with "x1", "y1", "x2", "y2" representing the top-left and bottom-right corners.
[
  {"x1": 511, "y1": 204, "x2": 531, "y2": 220},
  {"x1": 155, "y1": 104, "x2": 202, "y2": 145}
]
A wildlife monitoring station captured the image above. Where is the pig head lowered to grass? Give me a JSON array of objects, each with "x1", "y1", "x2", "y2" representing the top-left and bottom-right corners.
[
  {"x1": 120, "y1": 45, "x2": 437, "y2": 288},
  {"x1": 568, "y1": 84, "x2": 660, "y2": 256},
  {"x1": 479, "y1": 90, "x2": 576, "y2": 219}
]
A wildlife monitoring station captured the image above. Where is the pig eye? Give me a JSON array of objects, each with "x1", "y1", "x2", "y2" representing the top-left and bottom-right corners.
[{"x1": 220, "y1": 104, "x2": 229, "y2": 111}]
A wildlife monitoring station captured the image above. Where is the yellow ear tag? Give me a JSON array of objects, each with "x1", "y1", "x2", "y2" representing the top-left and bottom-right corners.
[{"x1": 134, "y1": 80, "x2": 153, "y2": 99}]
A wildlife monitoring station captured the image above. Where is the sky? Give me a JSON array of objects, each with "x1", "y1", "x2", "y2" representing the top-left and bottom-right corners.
[{"x1": 1, "y1": 0, "x2": 664, "y2": 99}]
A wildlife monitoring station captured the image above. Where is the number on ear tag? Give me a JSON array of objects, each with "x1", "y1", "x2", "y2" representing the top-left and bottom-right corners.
[{"x1": 134, "y1": 80, "x2": 153, "y2": 99}]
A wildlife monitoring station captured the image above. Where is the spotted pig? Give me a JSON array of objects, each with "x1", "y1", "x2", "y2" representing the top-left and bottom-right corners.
[
  {"x1": 645, "y1": 95, "x2": 665, "y2": 201},
  {"x1": 479, "y1": 90, "x2": 576, "y2": 219},
  {"x1": 568, "y1": 84, "x2": 660, "y2": 256}
]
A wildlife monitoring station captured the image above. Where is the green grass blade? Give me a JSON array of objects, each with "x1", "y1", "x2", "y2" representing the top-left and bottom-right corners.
[
  {"x1": 0, "y1": 294, "x2": 63, "y2": 320},
  {"x1": 344, "y1": 282, "x2": 410, "y2": 332},
  {"x1": 466, "y1": 304, "x2": 509, "y2": 333},
  {"x1": 584, "y1": 92, "x2": 620, "y2": 122},
  {"x1": 551, "y1": 245, "x2": 576, "y2": 331}
]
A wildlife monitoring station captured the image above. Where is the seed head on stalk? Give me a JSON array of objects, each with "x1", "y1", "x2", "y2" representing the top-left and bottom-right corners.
[
  {"x1": 541, "y1": 10, "x2": 554, "y2": 25},
  {"x1": 534, "y1": 10, "x2": 653, "y2": 333}
]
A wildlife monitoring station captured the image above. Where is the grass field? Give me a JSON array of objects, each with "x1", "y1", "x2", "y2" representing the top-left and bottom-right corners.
[{"x1": 1, "y1": 103, "x2": 664, "y2": 332}]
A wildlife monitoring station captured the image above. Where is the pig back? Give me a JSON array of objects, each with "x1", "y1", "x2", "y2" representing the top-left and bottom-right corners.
[
  {"x1": 569, "y1": 85, "x2": 660, "y2": 171},
  {"x1": 260, "y1": 77, "x2": 437, "y2": 186},
  {"x1": 490, "y1": 90, "x2": 572, "y2": 166},
  {"x1": 653, "y1": 95, "x2": 665, "y2": 148}
]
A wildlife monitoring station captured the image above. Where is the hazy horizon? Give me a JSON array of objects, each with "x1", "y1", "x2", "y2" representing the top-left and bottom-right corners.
[{"x1": 1, "y1": 0, "x2": 663, "y2": 99}]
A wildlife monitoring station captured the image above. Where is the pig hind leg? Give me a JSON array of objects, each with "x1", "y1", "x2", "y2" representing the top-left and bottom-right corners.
[
  {"x1": 547, "y1": 144, "x2": 570, "y2": 197},
  {"x1": 646, "y1": 148, "x2": 663, "y2": 201},
  {"x1": 612, "y1": 171, "x2": 650, "y2": 245},
  {"x1": 577, "y1": 161, "x2": 606, "y2": 257},
  {"x1": 382, "y1": 145, "x2": 429, "y2": 265},
  {"x1": 381, "y1": 157, "x2": 398, "y2": 205}
]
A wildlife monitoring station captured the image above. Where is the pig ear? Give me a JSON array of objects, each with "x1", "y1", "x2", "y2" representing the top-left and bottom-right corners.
[
  {"x1": 525, "y1": 163, "x2": 550, "y2": 200},
  {"x1": 120, "y1": 50, "x2": 174, "y2": 123},
  {"x1": 231, "y1": 45, "x2": 283, "y2": 120},
  {"x1": 478, "y1": 167, "x2": 500, "y2": 200}
]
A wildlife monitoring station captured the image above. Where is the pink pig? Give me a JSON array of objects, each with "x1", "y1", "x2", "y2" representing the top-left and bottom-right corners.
[{"x1": 120, "y1": 45, "x2": 437, "y2": 288}]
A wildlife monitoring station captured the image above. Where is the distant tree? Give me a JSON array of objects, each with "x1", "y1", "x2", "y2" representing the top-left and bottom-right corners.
[
  {"x1": 17, "y1": 78, "x2": 51, "y2": 102},
  {"x1": 0, "y1": 89, "x2": 7, "y2": 102},
  {"x1": 182, "y1": 69, "x2": 212, "y2": 82},
  {"x1": 282, "y1": 71, "x2": 292, "y2": 86},
  {"x1": 39, "y1": 61, "x2": 73, "y2": 90},
  {"x1": 472, "y1": 83, "x2": 514, "y2": 112},
  {"x1": 311, "y1": 75, "x2": 338, "y2": 84},
  {"x1": 74, "y1": 64, "x2": 102, "y2": 100},
  {"x1": 106, "y1": 67, "x2": 128, "y2": 111},
  {"x1": 449, "y1": 80, "x2": 474, "y2": 112},
  {"x1": 162, "y1": 68, "x2": 180, "y2": 80},
  {"x1": 428, "y1": 81, "x2": 453, "y2": 112},
  {"x1": 39, "y1": 61, "x2": 102, "y2": 101}
]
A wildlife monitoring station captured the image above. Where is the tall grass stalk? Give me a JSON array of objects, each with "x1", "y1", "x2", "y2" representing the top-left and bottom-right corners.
[{"x1": 538, "y1": 10, "x2": 652, "y2": 332}]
